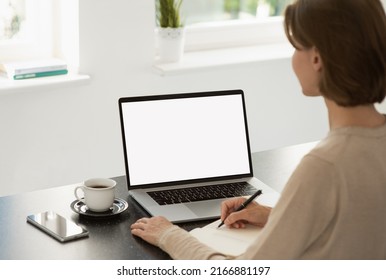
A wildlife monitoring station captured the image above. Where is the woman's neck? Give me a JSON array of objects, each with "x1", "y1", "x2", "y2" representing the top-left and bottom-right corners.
[{"x1": 324, "y1": 98, "x2": 386, "y2": 130}]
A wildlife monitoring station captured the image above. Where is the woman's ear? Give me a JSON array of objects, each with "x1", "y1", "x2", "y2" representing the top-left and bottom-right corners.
[{"x1": 312, "y1": 47, "x2": 323, "y2": 72}]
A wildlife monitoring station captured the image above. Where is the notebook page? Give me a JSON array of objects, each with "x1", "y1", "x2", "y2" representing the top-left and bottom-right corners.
[{"x1": 189, "y1": 219, "x2": 262, "y2": 257}]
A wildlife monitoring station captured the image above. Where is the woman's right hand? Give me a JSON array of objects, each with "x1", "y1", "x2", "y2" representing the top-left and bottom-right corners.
[{"x1": 220, "y1": 197, "x2": 272, "y2": 228}]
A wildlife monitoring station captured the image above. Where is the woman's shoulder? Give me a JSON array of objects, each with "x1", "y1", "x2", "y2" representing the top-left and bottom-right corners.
[{"x1": 309, "y1": 124, "x2": 386, "y2": 164}]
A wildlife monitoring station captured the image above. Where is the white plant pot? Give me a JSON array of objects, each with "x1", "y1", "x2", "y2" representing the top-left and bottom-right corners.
[{"x1": 157, "y1": 27, "x2": 185, "y2": 63}]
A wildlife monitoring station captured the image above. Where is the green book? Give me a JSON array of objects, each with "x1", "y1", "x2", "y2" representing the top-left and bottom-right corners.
[{"x1": 14, "y1": 69, "x2": 68, "y2": 80}]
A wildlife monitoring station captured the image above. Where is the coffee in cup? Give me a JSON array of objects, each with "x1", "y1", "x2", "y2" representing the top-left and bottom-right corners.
[{"x1": 74, "y1": 178, "x2": 116, "y2": 212}]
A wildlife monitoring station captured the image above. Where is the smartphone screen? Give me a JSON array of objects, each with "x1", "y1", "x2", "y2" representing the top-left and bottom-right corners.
[{"x1": 27, "y1": 211, "x2": 89, "y2": 242}]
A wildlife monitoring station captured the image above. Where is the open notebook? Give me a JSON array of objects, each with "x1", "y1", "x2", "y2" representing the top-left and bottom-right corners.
[
  {"x1": 189, "y1": 191, "x2": 279, "y2": 257},
  {"x1": 190, "y1": 219, "x2": 263, "y2": 257}
]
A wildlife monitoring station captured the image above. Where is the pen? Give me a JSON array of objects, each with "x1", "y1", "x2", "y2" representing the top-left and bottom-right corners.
[{"x1": 217, "y1": 189, "x2": 262, "y2": 228}]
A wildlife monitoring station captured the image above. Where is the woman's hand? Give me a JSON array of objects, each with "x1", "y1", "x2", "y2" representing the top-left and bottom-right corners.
[
  {"x1": 220, "y1": 197, "x2": 272, "y2": 228},
  {"x1": 131, "y1": 216, "x2": 174, "y2": 246}
]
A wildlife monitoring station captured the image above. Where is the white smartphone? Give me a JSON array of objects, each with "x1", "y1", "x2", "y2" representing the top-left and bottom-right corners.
[{"x1": 27, "y1": 211, "x2": 89, "y2": 242}]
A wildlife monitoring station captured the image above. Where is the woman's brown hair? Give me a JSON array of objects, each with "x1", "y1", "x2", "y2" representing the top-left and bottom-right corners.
[{"x1": 284, "y1": 0, "x2": 386, "y2": 106}]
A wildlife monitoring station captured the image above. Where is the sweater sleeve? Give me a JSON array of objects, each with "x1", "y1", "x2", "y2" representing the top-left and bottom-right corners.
[{"x1": 158, "y1": 225, "x2": 233, "y2": 260}]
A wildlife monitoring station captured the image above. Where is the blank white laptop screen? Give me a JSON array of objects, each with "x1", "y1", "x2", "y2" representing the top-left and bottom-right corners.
[{"x1": 119, "y1": 90, "x2": 252, "y2": 188}]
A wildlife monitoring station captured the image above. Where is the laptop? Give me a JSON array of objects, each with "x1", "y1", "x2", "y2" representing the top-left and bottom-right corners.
[{"x1": 118, "y1": 89, "x2": 278, "y2": 223}]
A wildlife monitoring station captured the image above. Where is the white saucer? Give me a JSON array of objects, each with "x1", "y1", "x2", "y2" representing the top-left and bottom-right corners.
[{"x1": 70, "y1": 198, "x2": 128, "y2": 218}]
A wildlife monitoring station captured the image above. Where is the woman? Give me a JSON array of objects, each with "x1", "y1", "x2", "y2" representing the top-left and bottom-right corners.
[{"x1": 131, "y1": 0, "x2": 386, "y2": 259}]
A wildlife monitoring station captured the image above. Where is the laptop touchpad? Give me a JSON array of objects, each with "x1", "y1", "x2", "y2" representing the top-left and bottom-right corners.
[{"x1": 187, "y1": 200, "x2": 224, "y2": 218}]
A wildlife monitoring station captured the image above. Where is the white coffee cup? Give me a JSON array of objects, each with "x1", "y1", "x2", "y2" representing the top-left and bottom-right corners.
[{"x1": 74, "y1": 178, "x2": 116, "y2": 212}]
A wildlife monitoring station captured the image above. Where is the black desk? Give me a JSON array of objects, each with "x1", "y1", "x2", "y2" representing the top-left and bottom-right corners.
[{"x1": 0, "y1": 142, "x2": 316, "y2": 260}]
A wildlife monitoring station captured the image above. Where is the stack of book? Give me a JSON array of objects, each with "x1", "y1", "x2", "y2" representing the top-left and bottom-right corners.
[{"x1": 0, "y1": 58, "x2": 68, "y2": 80}]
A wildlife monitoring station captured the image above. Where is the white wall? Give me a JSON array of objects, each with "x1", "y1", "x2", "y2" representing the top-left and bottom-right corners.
[{"x1": 2, "y1": 0, "x2": 380, "y2": 197}]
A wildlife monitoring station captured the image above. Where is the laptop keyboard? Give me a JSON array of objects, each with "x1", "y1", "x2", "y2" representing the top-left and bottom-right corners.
[{"x1": 147, "y1": 182, "x2": 257, "y2": 205}]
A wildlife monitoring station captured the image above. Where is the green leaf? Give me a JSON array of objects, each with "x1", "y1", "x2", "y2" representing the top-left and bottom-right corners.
[{"x1": 156, "y1": 0, "x2": 183, "y2": 28}]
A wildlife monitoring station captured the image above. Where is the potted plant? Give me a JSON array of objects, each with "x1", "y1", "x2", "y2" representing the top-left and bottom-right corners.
[{"x1": 156, "y1": 0, "x2": 185, "y2": 62}]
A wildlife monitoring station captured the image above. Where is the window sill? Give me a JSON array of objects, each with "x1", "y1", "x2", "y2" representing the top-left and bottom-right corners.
[
  {"x1": 0, "y1": 72, "x2": 91, "y2": 95},
  {"x1": 153, "y1": 42, "x2": 293, "y2": 76}
]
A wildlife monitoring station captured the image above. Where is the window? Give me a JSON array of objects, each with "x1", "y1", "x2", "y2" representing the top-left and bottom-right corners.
[
  {"x1": 167, "y1": 0, "x2": 293, "y2": 52},
  {"x1": 0, "y1": 0, "x2": 25, "y2": 40},
  {"x1": 159, "y1": 0, "x2": 386, "y2": 53},
  {"x1": 182, "y1": 0, "x2": 291, "y2": 25},
  {"x1": 0, "y1": 0, "x2": 79, "y2": 70}
]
